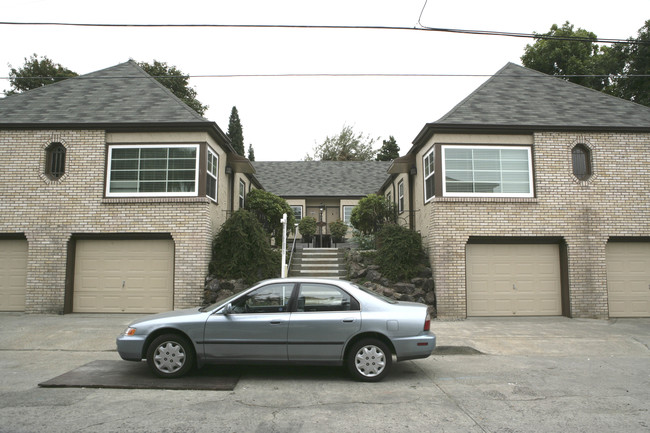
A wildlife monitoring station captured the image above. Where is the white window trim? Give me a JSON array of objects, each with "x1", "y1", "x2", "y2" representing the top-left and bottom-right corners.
[
  {"x1": 239, "y1": 179, "x2": 246, "y2": 208},
  {"x1": 398, "y1": 180, "x2": 404, "y2": 213},
  {"x1": 343, "y1": 205, "x2": 354, "y2": 225},
  {"x1": 106, "y1": 144, "x2": 200, "y2": 198},
  {"x1": 206, "y1": 147, "x2": 219, "y2": 202},
  {"x1": 291, "y1": 205, "x2": 303, "y2": 220},
  {"x1": 441, "y1": 145, "x2": 534, "y2": 198},
  {"x1": 423, "y1": 147, "x2": 435, "y2": 203}
]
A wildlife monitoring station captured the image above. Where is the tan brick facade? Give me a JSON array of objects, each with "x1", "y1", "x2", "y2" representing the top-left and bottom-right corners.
[
  {"x1": 0, "y1": 129, "x2": 229, "y2": 313},
  {"x1": 415, "y1": 132, "x2": 650, "y2": 319}
]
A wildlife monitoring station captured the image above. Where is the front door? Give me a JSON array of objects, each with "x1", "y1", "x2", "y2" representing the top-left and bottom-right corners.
[{"x1": 203, "y1": 283, "x2": 296, "y2": 361}]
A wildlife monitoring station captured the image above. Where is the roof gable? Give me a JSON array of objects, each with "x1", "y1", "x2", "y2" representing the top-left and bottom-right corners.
[
  {"x1": 252, "y1": 161, "x2": 391, "y2": 197},
  {"x1": 0, "y1": 61, "x2": 209, "y2": 125},
  {"x1": 434, "y1": 62, "x2": 650, "y2": 130}
]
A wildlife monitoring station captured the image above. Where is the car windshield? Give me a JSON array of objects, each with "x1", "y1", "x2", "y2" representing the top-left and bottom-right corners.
[
  {"x1": 354, "y1": 284, "x2": 397, "y2": 304},
  {"x1": 198, "y1": 291, "x2": 246, "y2": 312}
]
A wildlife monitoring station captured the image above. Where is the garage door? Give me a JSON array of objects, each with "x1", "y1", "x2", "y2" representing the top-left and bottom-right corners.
[
  {"x1": 73, "y1": 239, "x2": 174, "y2": 313},
  {"x1": 0, "y1": 239, "x2": 28, "y2": 311},
  {"x1": 606, "y1": 242, "x2": 650, "y2": 317},
  {"x1": 466, "y1": 244, "x2": 562, "y2": 316}
]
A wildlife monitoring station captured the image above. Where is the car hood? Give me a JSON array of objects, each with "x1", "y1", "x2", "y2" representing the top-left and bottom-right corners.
[{"x1": 128, "y1": 307, "x2": 203, "y2": 327}]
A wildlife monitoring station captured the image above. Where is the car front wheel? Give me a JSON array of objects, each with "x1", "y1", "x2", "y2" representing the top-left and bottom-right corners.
[
  {"x1": 347, "y1": 338, "x2": 392, "y2": 382},
  {"x1": 146, "y1": 334, "x2": 194, "y2": 378}
]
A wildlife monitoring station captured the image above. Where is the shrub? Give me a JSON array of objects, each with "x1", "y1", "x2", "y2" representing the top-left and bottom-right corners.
[
  {"x1": 351, "y1": 229, "x2": 376, "y2": 250},
  {"x1": 298, "y1": 216, "x2": 317, "y2": 242},
  {"x1": 349, "y1": 194, "x2": 395, "y2": 235},
  {"x1": 375, "y1": 224, "x2": 425, "y2": 281},
  {"x1": 209, "y1": 209, "x2": 281, "y2": 284},
  {"x1": 244, "y1": 189, "x2": 295, "y2": 240},
  {"x1": 329, "y1": 219, "x2": 348, "y2": 243}
]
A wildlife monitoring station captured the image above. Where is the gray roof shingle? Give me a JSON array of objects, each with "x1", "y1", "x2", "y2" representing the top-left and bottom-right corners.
[
  {"x1": 435, "y1": 62, "x2": 650, "y2": 130},
  {"x1": 252, "y1": 161, "x2": 391, "y2": 197},
  {"x1": 0, "y1": 60, "x2": 209, "y2": 125}
]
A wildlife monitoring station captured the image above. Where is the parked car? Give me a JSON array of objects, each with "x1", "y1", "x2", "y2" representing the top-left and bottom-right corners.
[{"x1": 116, "y1": 278, "x2": 436, "y2": 382}]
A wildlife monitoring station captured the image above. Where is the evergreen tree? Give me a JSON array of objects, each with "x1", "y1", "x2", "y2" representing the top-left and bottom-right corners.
[
  {"x1": 247, "y1": 144, "x2": 256, "y2": 161},
  {"x1": 376, "y1": 136, "x2": 400, "y2": 161},
  {"x1": 227, "y1": 106, "x2": 245, "y2": 156}
]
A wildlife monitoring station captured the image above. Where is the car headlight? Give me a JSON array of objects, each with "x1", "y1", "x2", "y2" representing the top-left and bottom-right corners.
[{"x1": 123, "y1": 327, "x2": 137, "y2": 336}]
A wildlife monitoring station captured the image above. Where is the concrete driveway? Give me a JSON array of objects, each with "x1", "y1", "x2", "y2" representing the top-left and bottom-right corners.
[{"x1": 0, "y1": 313, "x2": 648, "y2": 432}]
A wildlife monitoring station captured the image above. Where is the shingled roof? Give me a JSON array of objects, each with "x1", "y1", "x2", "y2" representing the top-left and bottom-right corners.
[
  {"x1": 252, "y1": 161, "x2": 391, "y2": 197},
  {"x1": 413, "y1": 62, "x2": 650, "y2": 146},
  {"x1": 0, "y1": 60, "x2": 211, "y2": 126}
]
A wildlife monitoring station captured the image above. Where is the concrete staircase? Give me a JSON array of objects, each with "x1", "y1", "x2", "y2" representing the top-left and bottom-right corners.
[{"x1": 288, "y1": 248, "x2": 347, "y2": 279}]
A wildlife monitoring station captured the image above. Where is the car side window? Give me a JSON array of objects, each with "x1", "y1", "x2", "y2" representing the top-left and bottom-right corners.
[
  {"x1": 231, "y1": 284, "x2": 293, "y2": 314},
  {"x1": 296, "y1": 284, "x2": 359, "y2": 312}
]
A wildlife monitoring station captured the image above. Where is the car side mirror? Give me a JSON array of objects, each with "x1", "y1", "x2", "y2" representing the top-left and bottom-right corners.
[{"x1": 222, "y1": 303, "x2": 233, "y2": 315}]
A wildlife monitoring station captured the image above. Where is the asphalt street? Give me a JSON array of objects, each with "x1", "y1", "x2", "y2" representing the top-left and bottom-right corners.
[{"x1": 0, "y1": 313, "x2": 648, "y2": 433}]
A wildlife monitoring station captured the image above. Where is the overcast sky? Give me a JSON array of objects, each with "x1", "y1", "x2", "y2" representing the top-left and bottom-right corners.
[{"x1": 1, "y1": 0, "x2": 648, "y2": 160}]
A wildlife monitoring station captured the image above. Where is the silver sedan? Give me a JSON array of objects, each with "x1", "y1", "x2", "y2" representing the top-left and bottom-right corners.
[{"x1": 116, "y1": 278, "x2": 436, "y2": 382}]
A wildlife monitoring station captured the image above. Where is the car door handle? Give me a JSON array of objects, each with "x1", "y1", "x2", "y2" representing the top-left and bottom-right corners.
[
  {"x1": 343, "y1": 318, "x2": 355, "y2": 323},
  {"x1": 270, "y1": 320, "x2": 283, "y2": 325}
]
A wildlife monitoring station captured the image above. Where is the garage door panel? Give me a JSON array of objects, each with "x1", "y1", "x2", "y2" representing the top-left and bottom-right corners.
[
  {"x1": 467, "y1": 243, "x2": 562, "y2": 317},
  {"x1": 0, "y1": 239, "x2": 28, "y2": 311},
  {"x1": 73, "y1": 239, "x2": 174, "y2": 313},
  {"x1": 607, "y1": 242, "x2": 650, "y2": 317}
]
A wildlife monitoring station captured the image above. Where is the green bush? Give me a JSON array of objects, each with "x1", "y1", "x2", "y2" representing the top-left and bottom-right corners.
[
  {"x1": 329, "y1": 220, "x2": 348, "y2": 243},
  {"x1": 351, "y1": 229, "x2": 376, "y2": 250},
  {"x1": 298, "y1": 216, "x2": 317, "y2": 242},
  {"x1": 375, "y1": 224, "x2": 425, "y2": 281},
  {"x1": 244, "y1": 189, "x2": 295, "y2": 240},
  {"x1": 209, "y1": 209, "x2": 281, "y2": 284},
  {"x1": 349, "y1": 194, "x2": 395, "y2": 235}
]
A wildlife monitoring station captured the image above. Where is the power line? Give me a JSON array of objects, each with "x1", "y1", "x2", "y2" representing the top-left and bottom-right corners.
[{"x1": 0, "y1": 21, "x2": 645, "y2": 45}]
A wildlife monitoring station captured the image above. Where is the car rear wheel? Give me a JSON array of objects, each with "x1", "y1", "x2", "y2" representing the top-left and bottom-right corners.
[
  {"x1": 347, "y1": 338, "x2": 392, "y2": 382},
  {"x1": 146, "y1": 334, "x2": 194, "y2": 378}
]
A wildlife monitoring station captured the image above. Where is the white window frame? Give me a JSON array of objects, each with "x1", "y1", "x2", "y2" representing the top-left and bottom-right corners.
[
  {"x1": 106, "y1": 144, "x2": 200, "y2": 198},
  {"x1": 398, "y1": 180, "x2": 405, "y2": 213},
  {"x1": 206, "y1": 147, "x2": 219, "y2": 202},
  {"x1": 239, "y1": 179, "x2": 246, "y2": 209},
  {"x1": 291, "y1": 205, "x2": 303, "y2": 221},
  {"x1": 343, "y1": 205, "x2": 355, "y2": 226},
  {"x1": 441, "y1": 145, "x2": 534, "y2": 198},
  {"x1": 423, "y1": 147, "x2": 435, "y2": 203}
]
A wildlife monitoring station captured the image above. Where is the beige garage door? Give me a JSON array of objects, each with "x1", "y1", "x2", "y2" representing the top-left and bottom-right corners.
[
  {"x1": 466, "y1": 244, "x2": 562, "y2": 316},
  {"x1": 73, "y1": 239, "x2": 174, "y2": 313},
  {"x1": 606, "y1": 242, "x2": 650, "y2": 318},
  {"x1": 0, "y1": 239, "x2": 28, "y2": 311}
]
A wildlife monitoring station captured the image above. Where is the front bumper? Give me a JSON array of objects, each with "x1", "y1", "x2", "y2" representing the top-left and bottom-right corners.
[
  {"x1": 392, "y1": 332, "x2": 436, "y2": 361},
  {"x1": 116, "y1": 335, "x2": 147, "y2": 361}
]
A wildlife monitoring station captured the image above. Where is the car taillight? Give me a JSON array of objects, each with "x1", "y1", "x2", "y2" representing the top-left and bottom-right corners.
[{"x1": 424, "y1": 313, "x2": 431, "y2": 331}]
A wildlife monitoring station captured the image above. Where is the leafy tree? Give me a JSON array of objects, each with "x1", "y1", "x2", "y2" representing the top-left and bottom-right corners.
[
  {"x1": 138, "y1": 60, "x2": 208, "y2": 116},
  {"x1": 227, "y1": 106, "x2": 245, "y2": 156},
  {"x1": 350, "y1": 194, "x2": 396, "y2": 235},
  {"x1": 209, "y1": 209, "x2": 280, "y2": 283},
  {"x1": 376, "y1": 136, "x2": 400, "y2": 161},
  {"x1": 5, "y1": 54, "x2": 78, "y2": 95},
  {"x1": 605, "y1": 21, "x2": 650, "y2": 106},
  {"x1": 244, "y1": 189, "x2": 295, "y2": 240},
  {"x1": 298, "y1": 216, "x2": 317, "y2": 242},
  {"x1": 305, "y1": 125, "x2": 377, "y2": 161},
  {"x1": 247, "y1": 143, "x2": 255, "y2": 161},
  {"x1": 521, "y1": 21, "x2": 650, "y2": 107},
  {"x1": 329, "y1": 220, "x2": 349, "y2": 243},
  {"x1": 521, "y1": 22, "x2": 607, "y2": 89},
  {"x1": 375, "y1": 224, "x2": 425, "y2": 281}
]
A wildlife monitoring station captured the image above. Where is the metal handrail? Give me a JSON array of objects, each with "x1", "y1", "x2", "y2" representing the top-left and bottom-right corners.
[{"x1": 286, "y1": 232, "x2": 299, "y2": 276}]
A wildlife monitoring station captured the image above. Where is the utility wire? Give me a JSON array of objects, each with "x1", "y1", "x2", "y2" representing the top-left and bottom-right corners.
[{"x1": 0, "y1": 20, "x2": 645, "y2": 45}]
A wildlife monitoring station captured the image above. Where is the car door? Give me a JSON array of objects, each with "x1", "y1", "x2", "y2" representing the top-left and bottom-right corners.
[
  {"x1": 288, "y1": 283, "x2": 361, "y2": 362},
  {"x1": 203, "y1": 283, "x2": 296, "y2": 362}
]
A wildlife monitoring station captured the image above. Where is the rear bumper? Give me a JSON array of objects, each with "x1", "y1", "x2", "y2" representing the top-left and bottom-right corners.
[{"x1": 392, "y1": 332, "x2": 436, "y2": 361}]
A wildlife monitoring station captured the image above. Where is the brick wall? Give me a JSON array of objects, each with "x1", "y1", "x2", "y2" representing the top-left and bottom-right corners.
[
  {"x1": 421, "y1": 132, "x2": 650, "y2": 319},
  {"x1": 0, "y1": 129, "x2": 223, "y2": 313}
]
